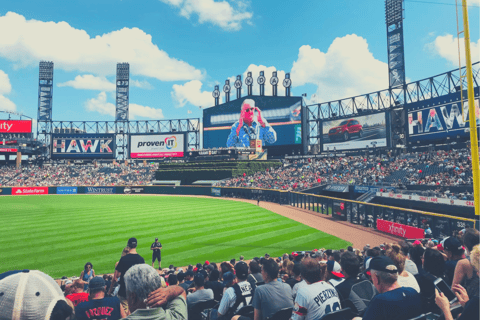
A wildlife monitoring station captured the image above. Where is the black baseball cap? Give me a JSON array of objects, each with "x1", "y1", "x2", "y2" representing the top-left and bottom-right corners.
[
  {"x1": 127, "y1": 237, "x2": 137, "y2": 248},
  {"x1": 194, "y1": 273, "x2": 205, "y2": 287},
  {"x1": 443, "y1": 237, "x2": 464, "y2": 254},
  {"x1": 235, "y1": 261, "x2": 249, "y2": 278},
  {"x1": 155, "y1": 237, "x2": 158, "y2": 241},
  {"x1": 366, "y1": 256, "x2": 398, "y2": 274},
  {"x1": 185, "y1": 270, "x2": 194, "y2": 277}
]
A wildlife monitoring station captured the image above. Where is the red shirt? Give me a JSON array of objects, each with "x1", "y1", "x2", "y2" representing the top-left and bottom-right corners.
[{"x1": 66, "y1": 292, "x2": 89, "y2": 306}]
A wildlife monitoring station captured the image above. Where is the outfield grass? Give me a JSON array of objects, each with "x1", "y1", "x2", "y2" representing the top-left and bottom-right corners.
[{"x1": 1, "y1": 195, "x2": 351, "y2": 278}]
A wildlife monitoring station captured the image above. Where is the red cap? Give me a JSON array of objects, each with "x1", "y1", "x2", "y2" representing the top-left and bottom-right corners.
[
  {"x1": 437, "y1": 243, "x2": 444, "y2": 251},
  {"x1": 205, "y1": 260, "x2": 210, "y2": 265},
  {"x1": 413, "y1": 240, "x2": 422, "y2": 246}
]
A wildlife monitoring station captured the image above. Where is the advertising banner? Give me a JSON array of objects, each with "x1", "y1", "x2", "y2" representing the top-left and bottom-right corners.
[
  {"x1": 322, "y1": 112, "x2": 388, "y2": 151},
  {"x1": 203, "y1": 96, "x2": 302, "y2": 148},
  {"x1": 406, "y1": 91, "x2": 479, "y2": 142},
  {"x1": 354, "y1": 185, "x2": 395, "y2": 194},
  {"x1": 12, "y1": 187, "x2": 49, "y2": 195},
  {"x1": 376, "y1": 192, "x2": 475, "y2": 207},
  {"x1": 211, "y1": 187, "x2": 221, "y2": 197},
  {"x1": 56, "y1": 187, "x2": 78, "y2": 194},
  {"x1": 0, "y1": 148, "x2": 18, "y2": 153},
  {"x1": 0, "y1": 188, "x2": 11, "y2": 196},
  {"x1": 376, "y1": 219, "x2": 424, "y2": 238},
  {"x1": 0, "y1": 120, "x2": 32, "y2": 133},
  {"x1": 130, "y1": 134, "x2": 185, "y2": 158},
  {"x1": 85, "y1": 187, "x2": 116, "y2": 194},
  {"x1": 332, "y1": 200, "x2": 347, "y2": 221},
  {"x1": 52, "y1": 134, "x2": 115, "y2": 159},
  {"x1": 123, "y1": 187, "x2": 145, "y2": 194}
]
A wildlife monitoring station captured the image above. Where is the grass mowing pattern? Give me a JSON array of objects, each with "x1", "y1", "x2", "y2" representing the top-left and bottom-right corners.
[{"x1": 1, "y1": 195, "x2": 351, "y2": 278}]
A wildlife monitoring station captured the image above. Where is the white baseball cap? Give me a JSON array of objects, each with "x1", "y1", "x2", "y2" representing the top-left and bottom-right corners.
[{"x1": 0, "y1": 270, "x2": 66, "y2": 320}]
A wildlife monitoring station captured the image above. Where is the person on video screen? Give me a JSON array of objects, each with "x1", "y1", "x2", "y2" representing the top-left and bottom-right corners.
[{"x1": 226, "y1": 99, "x2": 277, "y2": 147}]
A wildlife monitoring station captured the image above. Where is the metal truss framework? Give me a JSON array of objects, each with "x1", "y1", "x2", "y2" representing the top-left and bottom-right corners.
[
  {"x1": 306, "y1": 62, "x2": 480, "y2": 147},
  {"x1": 37, "y1": 61, "x2": 54, "y2": 150},
  {"x1": 385, "y1": 0, "x2": 406, "y2": 88},
  {"x1": 43, "y1": 119, "x2": 200, "y2": 157}
]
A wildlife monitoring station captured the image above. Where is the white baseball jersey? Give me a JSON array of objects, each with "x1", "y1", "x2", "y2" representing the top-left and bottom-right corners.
[{"x1": 292, "y1": 281, "x2": 341, "y2": 320}]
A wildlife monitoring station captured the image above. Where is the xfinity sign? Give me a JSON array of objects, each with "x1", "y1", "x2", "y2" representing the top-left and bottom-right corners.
[{"x1": 130, "y1": 134, "x2": 185, "y2": 158}]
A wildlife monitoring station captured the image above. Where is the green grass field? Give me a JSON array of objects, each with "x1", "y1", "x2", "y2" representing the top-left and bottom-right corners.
[{"x1": 1, "y1": 195, "x2": 351, "y2": 278}]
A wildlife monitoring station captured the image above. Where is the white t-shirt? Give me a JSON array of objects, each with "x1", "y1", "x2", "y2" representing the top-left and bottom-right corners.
[
  {"x1": 397, "y1": 271, "x2": 420, "y2": 293},
  {"x1": 292, "y1": 281, "x2": 341, "y2": 320},
  {"x1": 292, "y1": 280, "x2": 308, "y2": 300}
]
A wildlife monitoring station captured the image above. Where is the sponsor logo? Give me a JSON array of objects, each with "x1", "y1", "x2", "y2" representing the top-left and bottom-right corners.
[
  {"x1": 211, "y1": 188, "x2": 221, "y2": 196},
  {"x1": 57, "y1": 187, "x2": 78, "y2": 194},
  {"x1": 0, "y1": 120, "x2": 32, "y2": 133},
  {"x1": 389, "y1": 224, "x2": 407, "y2": 237},
  {"x1": 85, "y1": 187, "x2": 116, "y2": 194},
  {"x1": 12, "y1": 187, "x2": 48, "y2": 195},
  {"x1": 124, "y1": 187, "x2": 144, "y2": 194}
]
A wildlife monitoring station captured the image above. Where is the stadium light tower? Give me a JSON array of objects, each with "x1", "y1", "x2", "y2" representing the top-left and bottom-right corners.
[
  {"x1": 37, "y1": 61, "x2": 54, "y2": 158},
  {"x1": 385, "y1": 0, "x2": 406, "y2": 88}
]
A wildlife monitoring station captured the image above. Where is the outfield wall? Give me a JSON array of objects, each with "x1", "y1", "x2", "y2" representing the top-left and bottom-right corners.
[{"x1": 0, "y1": 185, "x2": 477, "y2": 238}]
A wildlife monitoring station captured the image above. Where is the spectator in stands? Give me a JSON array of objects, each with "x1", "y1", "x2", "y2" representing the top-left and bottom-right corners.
[
  {"x1": 285, "y1": 262, "x2": 302, "y2": 289},
  {"x1": 443, "y1": 236, "x2": 465, "y2": 286},
  {"x1": 416, "y1": 248, "x2": 448, "y2": 314},
  {"x1": 247, "y1": 260, "x2": 264, "y2": 289},
  {"x1": 177, "y1": 272, "x2": 188, "y2": 292},
  {"x1": 186, "y1": 273, "x2": 214, "y2": 310},
  {"x1": 181, "y1": 270, "x2": 194, "y2": 292},
  {"x1": 249, "y1": 258, "x2": 293, "y2": 320},
  {"x1": 168, "y1": 274, "x2": 178, "y2": 286},
  {"x1": 0, "y1": 270, "x2": 73, "y2": 320},
  {"x1": 325, "y1": 260, "x2": 344, "y2": 287},
  {"x1": 123, "y1": 264, "x2": 187, "y2": 320},
  {"x1": 452, "y1": 228, "x2": 480, "y2": 298},
  {"x1": 291, "y1": 258, "x2": 339, "y2": 320},
  {"x1": 360, "y1": 256, "x2": 422, "y2": 320},
  {"x1": 66, "y1": 279, "x2": 89, "y2": 307},
  {"x1": 108, "y1": 237, "x2": 145, "y2": 315},
  {"x1": 386, "y1": 244, "x2": 420, "y2": 293},
  {"x1": 335, "y1": 251, "x2": 376, "y2": 316},
  {"x1": 435, "y1": 244, "x2": 480, "y2": 320},
  {"x1": 80, "y1": 262, "x2": 95, "y2": 292},
  {"x1": 397, "y1": 241, "x2": 418, "y2": 275},
  {"x1": 213, "y1": 262, "x2": 254, "y2": 319},
  {"x1": 409, "y1": 245, "x2": 425, "y2": 273},
  {"x1": 75, "y1": 276, "x2": 126, "y2": 320},
  {"x1": 204, "y1": 269, "x2": 224, "y2": 302}
]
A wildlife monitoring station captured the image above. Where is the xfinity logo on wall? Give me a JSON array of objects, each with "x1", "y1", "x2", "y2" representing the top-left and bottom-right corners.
[{"x1": 389, "y1": 224, "x2": 406, "y2": 238}]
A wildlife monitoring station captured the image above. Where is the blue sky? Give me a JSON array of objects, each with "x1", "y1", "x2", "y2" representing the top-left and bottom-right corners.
[{"x1": 0, "y1": 0, "x2": 478, "y2": 127}]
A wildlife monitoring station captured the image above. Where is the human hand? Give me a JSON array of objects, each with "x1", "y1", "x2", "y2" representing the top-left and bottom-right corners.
[
  {"x1": 435, "y1": 289, "x2": 451, "y2": 313},
  {"x1": 452, "y1": 284, "x2": 469, "y2": 307},
  {"x1": 255, "y1": 107, "x2": 265, "y2": 127},
  {"x1": 146, "y1": 287, "x2": 170, "y2": 308},
  {"x1": 236, "y1": 111, "x2": 244, "y2": 136}
]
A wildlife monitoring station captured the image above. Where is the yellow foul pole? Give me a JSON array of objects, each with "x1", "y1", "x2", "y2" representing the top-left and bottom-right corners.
[{"x1": 461, "y1": 0, "x2": 480, "y2": 216}]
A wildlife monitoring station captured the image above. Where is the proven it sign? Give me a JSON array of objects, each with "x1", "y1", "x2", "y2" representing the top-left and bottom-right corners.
[
  {"x1": 376, "y1": 219, "x2": 424, "y2": 239},
  {"x1": 12, "y1": 187, "x2": 49, "y2": 195},
  {"x1": 130, "y1": 134, "x2": 185, "y2": 158}
]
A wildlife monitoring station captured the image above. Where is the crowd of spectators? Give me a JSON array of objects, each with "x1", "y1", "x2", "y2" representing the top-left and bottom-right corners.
[
  {"x1": 1, "y1": 228, "x2": 478, "y2": 320},
  {"x1": 217, "y1": 148, "x2": 476, "y2": 196},
  {"x1": 0, "y1": 162, "x2": 156, "y2": 187}
]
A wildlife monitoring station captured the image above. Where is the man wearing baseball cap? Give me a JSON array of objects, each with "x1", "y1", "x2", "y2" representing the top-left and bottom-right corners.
[
  {"x1": 108, "y1": 237, "x2": 145, "y2": 315},
  {"x1": 443, "y1": 237, "x2": 465, "y2": 287},
  {"x1": 361, "y1": 256, "x2": 422, "y2": 320},
  {"x1": 76, "y1": 276, "x2": 126, "y2": 320},
  {"x1": 214, "y1": 262, "x2": 254, "y2": 319}
]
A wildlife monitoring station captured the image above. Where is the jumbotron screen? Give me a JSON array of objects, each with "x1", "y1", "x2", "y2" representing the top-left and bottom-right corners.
[
  {"x1": 203, "y1": 96, "x2": 302, "y2": 149},
  {"x1": 321, "y1": 112, "x2": 389, "y2": 152},
  {"x1": 51, "y1": 134, "x2": 115, "y2": 159}
]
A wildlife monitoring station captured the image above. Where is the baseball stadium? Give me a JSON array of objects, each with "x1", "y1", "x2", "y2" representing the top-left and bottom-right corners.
[{"x1": 0, "y1": 1, "x2": 480, "y2": 320}]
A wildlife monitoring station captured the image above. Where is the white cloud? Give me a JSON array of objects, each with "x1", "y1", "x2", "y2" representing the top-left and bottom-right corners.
[
  {"x1": 160, "y1": 0, "x2": 252, "y2": 31},
  {"x1": 0, "y1": 12, "x2": 203, "y2": 81},
  {"x1": 291, "y1": 34, "x2": 389, "y2": 103},
  {"x1": 427, "y1": 34, "x2": 480, "y2": 67},
  {"x1": 171, "y1": 80, "x2": 213, "y2": 108},
  {"x1": 131, "y1": 79, "x2": 153, "y2": 89},
  {"x1": 0, "y1": 70, "x2": 16, "y2": 112},
  {"x1": 84, "y1": 92, "x2": 164, "y2": 120},
  {"x1": 58, "y1": 75, "x2": 115, "y2": 91}
]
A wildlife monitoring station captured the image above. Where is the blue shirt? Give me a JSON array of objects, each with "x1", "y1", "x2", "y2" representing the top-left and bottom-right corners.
[
  {"x1": 226, "y1": 120, "x2": 276, "y2": 147},
  {"x1": 75, "y1": 297, "x2": 122, "y2": 320},
  {"x1": 362, "y1": 287, "x2": 422, "y2": 320}
]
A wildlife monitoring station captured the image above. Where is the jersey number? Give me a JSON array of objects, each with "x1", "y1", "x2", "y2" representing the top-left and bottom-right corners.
[{"x1": 324, "y1": 302, "x2": 340, "y2": 314}]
